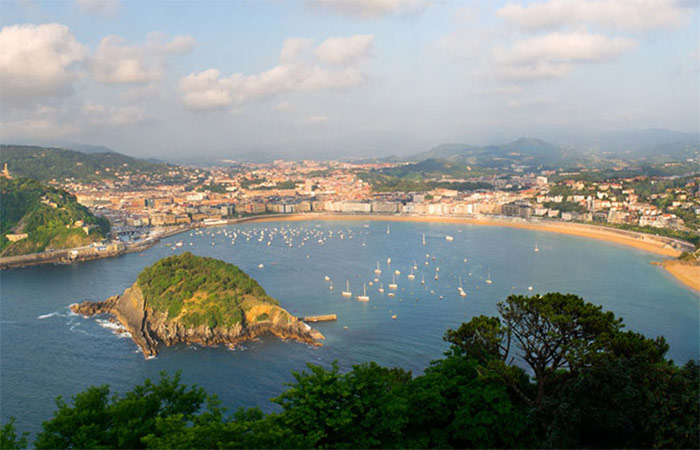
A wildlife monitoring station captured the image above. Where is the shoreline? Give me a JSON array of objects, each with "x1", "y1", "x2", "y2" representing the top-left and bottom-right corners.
[
  {"x1": 660, "y1": 261, "x2": 700, "y2": 293},
  {"x1": 2, "y1": 212, "x2": 697, "y2": 293}
]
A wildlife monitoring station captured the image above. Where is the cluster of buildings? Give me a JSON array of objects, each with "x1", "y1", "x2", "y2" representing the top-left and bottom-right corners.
[{"x1": 61, "y1": 159, "x2": 698, "y2": 236}]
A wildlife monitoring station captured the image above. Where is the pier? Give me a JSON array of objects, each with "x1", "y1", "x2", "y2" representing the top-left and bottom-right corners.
[{"x1": 301, "y1": 314, "x2": 337, "y2": 322}]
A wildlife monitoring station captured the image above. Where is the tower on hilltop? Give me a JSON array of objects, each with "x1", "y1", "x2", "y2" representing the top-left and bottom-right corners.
[{"x1": 1, "y1": 162, "x2": 11, "y2": 179}]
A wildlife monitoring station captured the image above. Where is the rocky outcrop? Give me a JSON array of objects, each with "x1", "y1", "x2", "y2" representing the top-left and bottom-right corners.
[{"x1": 71, "y1": 282, "x2": 323, "y2": 358}]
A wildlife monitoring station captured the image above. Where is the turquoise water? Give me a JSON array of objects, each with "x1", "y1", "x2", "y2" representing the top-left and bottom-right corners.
[{"x1": 1, "y1": 220, "x2": 698, "y2": 435}]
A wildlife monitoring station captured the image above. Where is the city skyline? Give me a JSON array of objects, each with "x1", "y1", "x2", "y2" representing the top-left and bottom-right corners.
[{"x1": 1, "y1": 0, "x2": 698, "y2": 158}]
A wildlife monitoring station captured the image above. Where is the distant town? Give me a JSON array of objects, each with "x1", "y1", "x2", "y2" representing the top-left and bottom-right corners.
[{"x1": 7, "y1": 156, "x2": 694, "y2": 248}]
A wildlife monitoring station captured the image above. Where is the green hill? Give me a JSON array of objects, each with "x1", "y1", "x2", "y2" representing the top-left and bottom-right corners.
[
  {"x1": 0, "y1": 145, "x2": 171, "y2": 182},
  {"x1": 409, "y1": 138, "x2": 569, "y2": 169},
  {"x1": 0, "y1": 177, "x2": 110, "y2": 256},
  {"x1": 137, "y1": 252, "x2": 281, "y2": 329}
]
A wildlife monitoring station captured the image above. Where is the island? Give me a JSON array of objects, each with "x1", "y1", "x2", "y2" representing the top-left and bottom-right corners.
[{"x1": 71, "y1": 252, "x2": 324, "y2": 357}]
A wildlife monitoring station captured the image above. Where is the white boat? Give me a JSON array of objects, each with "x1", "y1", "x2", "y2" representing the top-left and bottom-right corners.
[
  {"x1": 391, "y1": 314, "x2": 397, "y2": 320},
  {"x1": 459, "y1": 277, "x2": 467, "y2": 297},
  {"x1": 378, "y1": 283, "x2": 385, "y2": 293},
  {"x1": 388, "y1": 274, "x2": 398, "y2": 290},
  {"x1": 445, "y1": 235, "x2": 454, "y2": 241},
  {"x1": 386, "y1": 225, "x2": 390, "y2": 234},
  {"x1": 357, "y1": 284, "x2": 369, "y2": 302},
  {"x1": 422, "y1": 233, "x2": 426, "y2": 245},
  {"x1": 407, "y1": 268, "x2": 415, "y2": 280},
  {"x1": 412, "y1": 261, "x2": 418, "y2": 270},
  {"x1": 394, "y1": 269, "x2": 401, "y2": 275},
  {"x1": 387, "y1": 257, "x2": 391, "y2": 264},
  {"x1": 421, "y1": 274, "x2": 425, "y2": 285},
  {"x1": 175, "y1": 241, "x2": 183, "y2": 247},
  {"x1": 329, "y1": 281, "x2": 334, "y2": 290},
  {"x1": 434, "y1": 270, "x2": 439, "y2": 281},
  {"x1": 388, "y1": 292, "x2": 395, "y2": 297},
  {"x1": 534, "y1": 242, "x2": 540, "y2": 252},
  {"x1": 528, "y1": 285, "x2": 533, "y2": 291},
  {"x1": 258, "y1": 263, "x2": 264, "y2": 268},
  {"x1": 342, "y1": 280, "x2": 352, "y2": 297},
  {"x1": 486, "y1": 271, "x2": 493, "y2": 284},
  {"x1": 374, "y1": 262, "x2": 382, "y2": 274},
  {"x1": 324, "y1": 275, "x2": 330, "y2": 281}
]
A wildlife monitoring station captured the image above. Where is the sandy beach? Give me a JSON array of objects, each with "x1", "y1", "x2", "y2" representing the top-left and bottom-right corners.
[
  {"x1": 662, "y1": 262, "x2": 700, "y2": 293},
  {"x1": 243, "y1": 213, "x2": 698, "y2": 292}
]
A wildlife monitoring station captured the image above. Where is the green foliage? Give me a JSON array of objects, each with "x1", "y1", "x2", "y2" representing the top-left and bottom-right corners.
[
  {"x1": 0, "y1": 418, "x2": 29, "y2": 450},
  {"x1": 137, "y1": 252, "x2": 278, "y2": 328},
  {"x1": 0, "y1": 145, "x2": 171, "y2": 183},
  {"x1": 5, "y1": 293, "x2": 698, "y2": 449},
  {"x1": 273, "y1": 362, "x2": 411, "y2": 448},
  {"x1": 0, "y1": 177, "x2": 110, "y2": 255},
  {"x1": 34, "y1": 372, "x2": 206, "y2": 449}
]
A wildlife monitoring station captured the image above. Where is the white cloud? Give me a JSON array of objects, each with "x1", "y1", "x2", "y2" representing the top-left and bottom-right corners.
[
  {"x1": 274, "y1": 101, "x2": 292, "y2": 111},
  {"x1": 180, "y1": 36, "x2": 371, "y2": 111},
  {"x1": 75, "y1": 0, "x2": 120, "y2": 15},
  {"x1": 179, "y1": 69, "x2": 235, "y2": 110},
  {"x1": 92, "y1": 33, "x2": 195, "y2": 84},
  {"x1": 493, "y1": 30, "x2": 636, "y2": 65},
  {"x1": 498, "y1": 0, "x2": 691, "y2": 32},
  {"x1": 305, "y1": 115, "x2": 329, "y2": 124},
  {"x1": 315, "y1": 35, "x2": 374, "y2": 65},
  {"x1": 490, "y1": 30, "x2": 636, "y2": 81},
  {"x1": 0, "y1": 117, "x2": 82, "y2": 138},
  {"x1": 0, "y1": 23, "x2": 86, "y2": 104},
  {"x1": 280, "y1": 38, "x2": 313, "y2": 62},
  {"x1": 308, "y1": 0, "x2": 431, "y2": 18},
  {"x1": 81, "y1": 102, "x2": 146, "y2": 126}
]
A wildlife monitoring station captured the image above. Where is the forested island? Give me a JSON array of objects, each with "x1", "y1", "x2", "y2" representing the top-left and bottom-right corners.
[
  {"x1": 71, "y1": 252, "x2": 323, "y2": 357},
  {"x1": 0, "y1": 177, "x2": 110, "y2": 257},
  {"x1": 3, "y1": 292, "x2": 697, "y2": 449}
]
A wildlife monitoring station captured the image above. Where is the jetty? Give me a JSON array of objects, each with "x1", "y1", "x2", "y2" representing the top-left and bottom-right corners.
[{"x1": 301, "y1": 314, "x2": 337, "y2": 322}]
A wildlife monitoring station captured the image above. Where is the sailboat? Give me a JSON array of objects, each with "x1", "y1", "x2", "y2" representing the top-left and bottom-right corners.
[
  {"x1": 422, "y1": 233, "x2": 426, "y2": 245},
  {"x1": 357, "y1": 284, "x2": 369, "y2": 302},
  {"x1": 534, "y1": 242, "x2": 540, "y2": 252},
  {"x1": 412, "y1": 261, "x2": 418, "y2": 270},
  {"x1": 459, "y1": 277, "x2": 467, "y2": 297},
  {"x1": 485, "y1": 271, "x2": 493, "y2": 284},
  {"x1": 374, "y1": 261, "x2": 382, "y2": 274},
  {"x1": 388, "y1": 274, "x2": 398, "y2": 290},
  {"x1": 421, "y1": 274, "x2": 425, "y2": 285},
  {"x1": 407, "y1": 267, "x2": 415, "y2": 280},
  {"x1": 329, "y1": 281, "x2": 334, "y2": 290},
  {"x1": 378, "y1": 283, "x2": 385, "y2": 293},
  {"x1": 387, "y1": 257, "x2": 391, "y2": 264},
  {"x1": 445, "y1": 235, "x2": 454, "y2": 241},
  {"x1": 386, "y1": 225, "x2": 390, "y2": 234},
  {"x1": 342, "y1": 280, "x2": 352, "y2": 297}
]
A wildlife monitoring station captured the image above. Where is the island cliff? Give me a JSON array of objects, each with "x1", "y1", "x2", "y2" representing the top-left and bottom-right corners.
[{"x1": 71, "y1": 252, "x2": 323, "y2": 357}]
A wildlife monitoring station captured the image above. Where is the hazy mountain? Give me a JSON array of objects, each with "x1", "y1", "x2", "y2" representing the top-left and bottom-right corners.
[
  {"x1": 408, "y1": 137, "x2": 569, "y2": 169},
  {"x1": 2, "y1": 139, "x2": 121, "y2": 155}
]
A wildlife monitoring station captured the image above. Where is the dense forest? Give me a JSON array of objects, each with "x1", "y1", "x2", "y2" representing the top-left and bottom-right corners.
[
  {"x1": 0, "y1": 145, "x2": 171, "y2": 183},
  {"x1": 137, "y1": 252, "x2": 279, "y2": 328},
  {"x1": 0, "y1": 177, "x2": 110, "y2": 256},
  {"x1": 2, "y1": 293, "x2": 697, "y2": 449}
]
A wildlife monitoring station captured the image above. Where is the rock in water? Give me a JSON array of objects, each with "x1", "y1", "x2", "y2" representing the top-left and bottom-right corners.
[{"x1": 71, "y1": 252, "x2": 323, "y2": 358}]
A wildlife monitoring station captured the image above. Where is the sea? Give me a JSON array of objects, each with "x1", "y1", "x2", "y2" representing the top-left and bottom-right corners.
[{"x1": 1, "y1": 219, "x2": 698, "y2": 435}]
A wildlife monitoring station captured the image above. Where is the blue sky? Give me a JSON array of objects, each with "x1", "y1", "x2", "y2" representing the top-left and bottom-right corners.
[{"x1": 1, "y1": 0, "x2": 698, "y2": 157}]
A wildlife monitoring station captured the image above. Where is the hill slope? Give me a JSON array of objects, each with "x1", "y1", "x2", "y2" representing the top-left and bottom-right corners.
[
  {"x1": 71, "y1": 252, "x2": 323, "y2": 357},
  {"x1": 0, "y1": 145, "x2": 171, "y2": 182},
  {"x1": 0, "y1": 177, "x2": 110, "y2": 256}
]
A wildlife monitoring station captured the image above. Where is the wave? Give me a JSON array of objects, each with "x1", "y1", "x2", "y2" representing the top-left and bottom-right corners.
[
  {"x1": 37, "y1": 312, "x2": 62, "y2": 320},
  {"x1": 95, "y1": 319, "x2": 125, "y2": 332}
]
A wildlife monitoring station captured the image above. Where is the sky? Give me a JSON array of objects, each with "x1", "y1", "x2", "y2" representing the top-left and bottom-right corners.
[{"x1": 0, "y1": 0, "x2": 698, "y2": 158}]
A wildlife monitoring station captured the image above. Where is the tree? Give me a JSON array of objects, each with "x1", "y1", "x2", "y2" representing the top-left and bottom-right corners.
[
  {"x1": 445, "y1": 293, "x2": 623, "y2": 405},
  {"x1": 273, "y1": 362, "x2": 410, "y2": 448},
  {"x1": 34, "y1": 372, "x2": 207, "y2": 449},
  {"x1": 0, "y1": 418, "x2": 29, "y2": 450}
]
